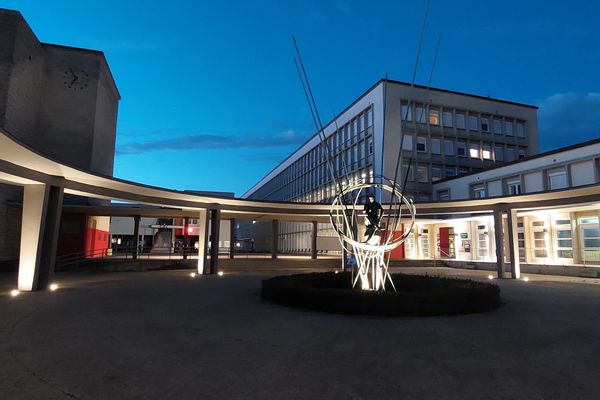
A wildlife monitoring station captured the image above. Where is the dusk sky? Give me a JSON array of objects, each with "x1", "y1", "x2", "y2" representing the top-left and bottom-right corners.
[{"x1": 4, "y1": 0, "x2": 600, "y2": 196}]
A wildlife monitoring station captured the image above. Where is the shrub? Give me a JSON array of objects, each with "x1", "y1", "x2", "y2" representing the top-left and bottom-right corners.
[{"x1": 261, "y1": 272, "x2": 501, "y2": 316}]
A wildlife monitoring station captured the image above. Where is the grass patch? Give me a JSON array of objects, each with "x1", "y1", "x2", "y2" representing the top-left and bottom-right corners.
[{"x1": 261, "y1": 272, "x2": 501, "y2": 316}]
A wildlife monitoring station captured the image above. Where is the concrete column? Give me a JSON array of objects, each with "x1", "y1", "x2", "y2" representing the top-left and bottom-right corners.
[
  {"x1": 197, "y1": 209, "x2": 208, "y2": 274},
  {"x1": 183, "y1": 217, "x2": 190, "y2": 260},
  {"x1": 271, "y1": 219, "x2": 279, "y2": 259},
  {"x1": 311, "y1": 221, "x2": 318, "y2": 260},
  {"x1": 229, "y1": 218, "x2": 235, "y2": 259},
  {"x1": 209, "y1": 209, "x2": 220, "y2": 274},
  {"x1": 506, "y1": 208, "x2": 520, "y2": 279},
  {"x1": 18, "y1": 184, "x2": 64, "y2": 291},
  {"x1": 132, "y1": 216, "x2": 141, "y2": 259},
  {"x1": 493, "y1": 208, "x2": 505, "y2": 278}
]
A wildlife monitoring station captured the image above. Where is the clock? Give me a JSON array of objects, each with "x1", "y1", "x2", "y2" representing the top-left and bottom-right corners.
[{"x1": 63, "y1": 68, "x2": 90, "y2": 90}]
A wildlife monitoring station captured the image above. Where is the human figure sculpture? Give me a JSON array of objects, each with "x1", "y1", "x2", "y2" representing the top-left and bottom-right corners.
[{"x1": 363, "y1": 195, "x2": 383, "y2": 242}]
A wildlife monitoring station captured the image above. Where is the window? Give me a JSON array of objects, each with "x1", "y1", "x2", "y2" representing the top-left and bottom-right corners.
[
  {"x1": 444, "y1": 140, "x2": 454, "y2": 156},
  {"x1": 505, "y1": 147, "x2": 516, "y2": 161},
  {"x1": 506, "y1": 121, "x2": 514, "y2": 136},
  {"x1": 429, "y1": 109, "x2": 440, "y2": 125},
  {"x1": 493, "y1": 119, "x2": 502, "y2": 134},
  {"x1": 431, "y1": 138, "x2": 441, "y2": 154},
  {"x1": 416, "y1": 165, "x2": 429, "y2": 182},
  {"x1": 442, "y1": 112, "x2": 453, "y2": 127},
  {"x1": 456, "y1": 113, "x2": 466, "y2": 129},
  {"x1": 401, "y1": 104, "x2": 413, "y2": 121},
  {"x1": 367, "y1": 109, "x2": 373, "y2": 127},
  {"x1": 432, "y1": 166, "x2": 442, "y2": 182},
  {"x1": 516, "y1": 122, "x2": 525, "y2": 137},
  {"x1": 468, "y1": 115, "x2": 478, "y2": 130},
  {"x1": 482, "y1": 145, "x2": 492, "y2": 160},
  {"x1": 554, "y1": 216, "x2": 573, "y2": 259},
  {"x1": 481, "y1": 118, "x2": 490, "y2": 132},
  {"x1": 469, "y1": 144, "x2": 480, "y2": 158},
  {"x1": 506, "y1": 178, "x2": 521, "y2": 195},
  {"x1": 417, "y1": 136, "x2": 427, "y2": 152},
  {"x1": 444, "y1": 167, "x2": 456, "y2": 178},
  {"x1": 416, "y1": 107, "x2": 426, "y2": 123},
  {"x1": 457, "y1": 142, "x2": 467, "y2": 157},
  {"x1": 518, "y1": 149, "x2": 526, "y2": 159},
  {"x1": 437, "y1": 190, "x2": 450, "y2": 201},
  {"x1": 403, "y1": 163, "x2": 414, "y2": 181},
  {"x1": 472, "y1": 185, "x2": 486, "y2": 198},
  {"x1": 548, "y1": 168, "x2": 567, "y2": 190},
  {"x1": 368, "y1": 138, "x2": 373, "y2": 155},
  {"x1": 402, "y1": 134, "x2": 413, "y2": 151}
]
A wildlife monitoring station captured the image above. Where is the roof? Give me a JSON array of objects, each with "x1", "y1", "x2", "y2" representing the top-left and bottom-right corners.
[{"x1": 435, "y1": 137, "x2": 600, "y2": 184}]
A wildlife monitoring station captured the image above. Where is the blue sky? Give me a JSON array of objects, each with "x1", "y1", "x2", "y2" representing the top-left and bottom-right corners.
[{"x1": 4, "y1": 0, "x2": 600, "y2": 196}]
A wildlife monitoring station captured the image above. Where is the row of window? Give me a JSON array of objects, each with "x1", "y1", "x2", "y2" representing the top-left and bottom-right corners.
[
  {"x1": 402, "y1": 134, "x2": 526, "y2": 161},
  {"x1": 401, "y1": 103, "x2": 526, "y2": 138}
]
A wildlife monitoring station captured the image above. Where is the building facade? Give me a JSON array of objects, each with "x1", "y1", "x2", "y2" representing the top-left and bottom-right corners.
[
  {"x1": 0, "y1": 9, "x2": 120, "y2": 268},
  {"x1": 242, "y1": 79, "x2": 539, "y2": 253}
]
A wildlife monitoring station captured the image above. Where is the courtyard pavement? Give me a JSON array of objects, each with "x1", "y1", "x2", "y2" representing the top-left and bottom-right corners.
[{"x1": 1, "y1": 266, "x2": 600, "y2": 399}]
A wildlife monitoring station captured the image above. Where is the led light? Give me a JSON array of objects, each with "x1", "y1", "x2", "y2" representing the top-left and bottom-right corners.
[
  {"x1": 523, "y1": 277, "x2": 529, "y2": 282},
  {"x1": 217, "y1": 271, "x2": 224, "y2": 276},
  {"x1": 487, "y1": 275, "x2": 494, "y2": 280},
  {"x1": 187, "y1": 227, "x2": 194, "y2": 234},
  {"x1": 334, "y1": 271, "x2": 339, "y2": 274},
  {"x1": 190, "y1": 272, "x2": 196, "y2": 278},
  {"x1": 49, "y1": 283, "x2": 58, "y2": 291},
  {"x1": 10, "y1": 289, "x2": 19, "y2": 297}
]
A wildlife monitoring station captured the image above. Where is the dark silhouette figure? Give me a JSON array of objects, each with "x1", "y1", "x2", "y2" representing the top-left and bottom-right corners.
[{"x1": 364, "y1": 195, "x2": 383, "y2": 242}]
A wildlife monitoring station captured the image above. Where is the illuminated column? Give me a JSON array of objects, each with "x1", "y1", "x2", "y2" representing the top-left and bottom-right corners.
[
  {"x1": 493, "y1": 208, "x2": 505, "y2": 278},
  {"x1": 506, "y1": 208, "x2": 520, "y2": 279},
  {"x1": 271, "y1": 219, "x2": 279, "y2": 259},
  {"x1": 132, "y1": 216, "x2": 140, "y2": 259},
  {"x1": 311, "y1": 221, "x2": 318, "y2": 260},
  {"x1": 18, "y1": 184, "x2": 64, "y2": 291},
  {"x1": 229, "y1": 218, "x2": 235, "y2": 259},
  {"x1": 197, "y1": 209, "x2": 208, "y2": 274},
  {"x1": 209, "y1": 209, "x2": 220, "y2": 274},
  {"x1": 183, "y1": 216, "x2": 190, "y2": 260}
]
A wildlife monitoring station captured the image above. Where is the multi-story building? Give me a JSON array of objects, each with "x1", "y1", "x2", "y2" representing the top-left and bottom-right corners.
[
  {"x1": 0, "y1": 9, "x2": 120, "y2": 268},
  {"x1": 241, "y1": 78, "x2": 539, "y2": 253}
]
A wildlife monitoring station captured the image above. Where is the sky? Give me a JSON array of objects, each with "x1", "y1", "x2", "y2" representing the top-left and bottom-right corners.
[{"x1": 3, "y1": 0, "x2": 600, "y2": 196}]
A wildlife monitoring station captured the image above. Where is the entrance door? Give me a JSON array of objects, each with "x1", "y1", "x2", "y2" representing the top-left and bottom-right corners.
[
  {"x1": 530, "y1": 220, "x2": 548, "y2": 263},
  {"x1": 476, "y1": 224, "x2": 488, "y2": 260},
  {"x1": 382, "y1": 230, "x2": 404, "y2": 260},
  {"x1": 579, "y1": 216, "x2": 600, "y2": 265},
  {"x1": 439, "y1": 227, "x2": 455, "y2": 258}
]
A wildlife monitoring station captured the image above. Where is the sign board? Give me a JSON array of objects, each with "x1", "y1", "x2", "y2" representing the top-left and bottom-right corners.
[
  {"x1": 347, "y1": 257, "x2": 357, "y2": 266},
  {"x1": 460, "y1": 233, "x2": 469, "y2": 239}
]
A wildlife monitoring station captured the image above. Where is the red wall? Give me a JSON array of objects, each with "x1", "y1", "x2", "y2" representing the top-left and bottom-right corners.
[
  {"x1": 382, "y1": 230, "x2": 405, "y2": 260},
  {"x1": 84, "y1": 226, "x2": 109, "y2": 258}
]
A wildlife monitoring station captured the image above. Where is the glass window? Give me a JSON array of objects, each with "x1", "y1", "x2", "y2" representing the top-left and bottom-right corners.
[
  {"x1": 432, "y1": 166, "x2": 442, "y2": 181},
  {"x1": 403, "y1": 163, "x2": 414, "y2": 181},
  {"x1": 368, "y1": 138, "x2": 373, "y2": 155},
  {"x1": 505, "y1": 147, "x2": 516, "y2": 161},
  {"x1": 518, "y1": 149, "x2": 526, "y2": 159},
  {"x1": 444, "y1": 167, "x2": 456, "y2": 178},
  {"x1": 444, "y1": 140, "x2": 454, "y2": 156},
  {"x1": 457, "y1": 142, "x2": 467, "y2": 157},
  {"x1": 367, "y1": 109, "x2": 373, "y2": 127},
  {"x1": 481, "y1": 118, "x2": 490, "y2": 132},
  {"x1": 548, "y1": 168, "x2": 567, "y2": 190},
  {"x1": 506, "y1": 121, "x2": 514, "y2": 136},
  {"x1": 469, "y1": 144, "x2": 479, "y2": 158},
  {"x1": 431, "y1": 138, "x2": 441, "y2": 154},
  {"x1": 493, "y1": 119, "x2": 502, "y2": 134},
  {"x1": 456, "y1": 113, "x2": 466, "y2": 129},
  {"x1": 482, "y1": 145, "x2": 492, "y2": 159},
  {"x1": 468, "y1": 115, "x2": 478, "y2": 130},
  {"x1": 472, "y1": 185, "x2": 486, "y2": 198},
  {"x1": 417, "y1": 136, "x2": 427, "y2": 152},
  {"x1": 417, "y1": 165, "x2": 429, "y2": 182},
  {"x1": 438, "y1": 190, "x2": 450, "y2": 201},
  {"x1": 416, "y1": 107, "x2": 426, "y2": 123},
  {"x1": 429, "y1": 109, "x2": 440, "y2": 125},
  {"x1": 401, "y1": 104, "x2": 412, "y2": 121},
  {"x1": 402, "y1": 134, "x2": 413, "y2": 151},
  {"x1": 442, "y1": 112, "x2": 453, "y2": 127},
  {"x1": 516, "y1": 122, "x2": 525, "y2": 137},
  {"x1": 507, "y1": 179, "x2": 521, "y2": 195}
]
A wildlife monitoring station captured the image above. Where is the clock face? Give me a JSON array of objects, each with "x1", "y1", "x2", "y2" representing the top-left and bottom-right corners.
[{"x1": 63, "y1": 68, "x2": 90, "y2": 90}]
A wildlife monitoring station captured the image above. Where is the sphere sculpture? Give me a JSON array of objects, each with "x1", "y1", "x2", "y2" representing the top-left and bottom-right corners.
[{"x1": 330, "y1": 178, "x2": 416, "y2": 291}]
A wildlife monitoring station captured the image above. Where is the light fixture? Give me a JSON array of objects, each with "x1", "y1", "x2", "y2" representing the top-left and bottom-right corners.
[
  {"x1": 10, "y1": 289, "x2": 19, "y2": 297},
  {"x1": 190, "y1": 272, "x2": 196, "y2": 278},
  {"x1": 334, "y1": 270, "x2": 339, "y2": 274},
  {"x1": 487, "y1": 275, "x2": 494, "y2": 280},
  {"x1": 49, "y1": 283, "x2": 58, "y2": 291},
  {"x1": 217, "y1": 271, "x2": 224, "y2": 276},
  {"x1": 523, "y1": 276, "x2": 529, "y2": 282}
]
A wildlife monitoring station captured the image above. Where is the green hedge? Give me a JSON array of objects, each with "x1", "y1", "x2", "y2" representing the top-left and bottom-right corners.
[{"x1": 261, "y1": 272, "x2": 501, "y2": 316}]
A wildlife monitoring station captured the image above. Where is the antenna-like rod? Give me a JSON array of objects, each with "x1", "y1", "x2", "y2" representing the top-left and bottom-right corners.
[
  {"x1": 427, "y1": 36, "x2": 441, "y2": 88},
  {"x1": 410, "y1": 0, "x2": 430, "y2": 85}
]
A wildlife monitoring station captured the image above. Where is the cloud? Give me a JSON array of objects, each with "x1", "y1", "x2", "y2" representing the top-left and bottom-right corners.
[
  {"x1": 117, "y1": 129, "x2": 308, "y2": 155},
  {"x1": 538, "y1": 92, "x2": 600, "y2": 151}
]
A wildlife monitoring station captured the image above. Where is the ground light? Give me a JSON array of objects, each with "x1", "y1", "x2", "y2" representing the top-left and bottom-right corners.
[
  {"x1": 190, "y1": 272, "x2": 196, "y2": 278},
  {"x1": 49, "y1": 283, "x2": 58, "y2": 291},
  {"x1": 10, "y1": 289, "x2": 19, "y2": 297},
  {"x1": 523, "y1": 276, "x2": 530, "y2": 282},
  {"x1": 488, "y1": 275, "x2": 494, "y2": 280},
  {"x1": 217, "y1": 271, "x2": 224, "y2": 276}
]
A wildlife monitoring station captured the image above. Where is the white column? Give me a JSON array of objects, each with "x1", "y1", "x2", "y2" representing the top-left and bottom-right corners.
[
  {"x1": 506, "y1": 208, "x2": 520, "y2": 279},
  {"x1": 19, "y1": 185, "x2": 49, "y2": 290},
  {"x1": 493, "y1": 208, "x2": 505, "y2": 279},
  {"x1": 197, "y1": 209, "x2": 208, "y2": 274}
]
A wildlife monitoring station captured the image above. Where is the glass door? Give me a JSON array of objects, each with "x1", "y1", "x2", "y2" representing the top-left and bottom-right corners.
[
  {"x1": 477, "y1": 224, "x2": 488, "y2": 260},
  {"x1": 530, "y1": 220, "x2": 548, "y2": 263},
  {"x1": 579, "y1": 216, "x2": 600, "y2": 265}
]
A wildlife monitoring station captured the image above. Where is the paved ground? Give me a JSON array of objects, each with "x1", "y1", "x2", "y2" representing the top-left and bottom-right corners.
[{"x1": 1, "y1": 267, "x2": 600, "y2": 400}]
